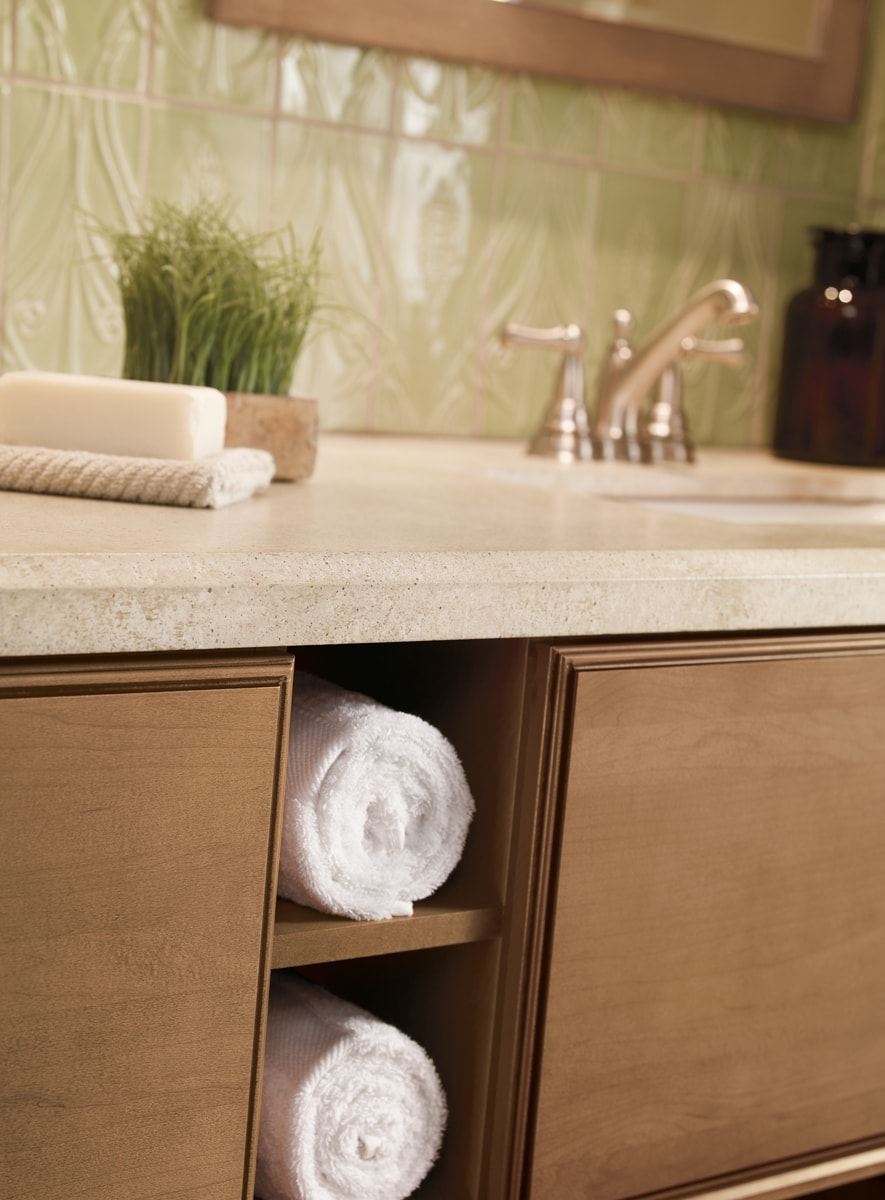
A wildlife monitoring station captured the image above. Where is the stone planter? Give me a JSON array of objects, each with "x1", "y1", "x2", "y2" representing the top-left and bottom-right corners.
[{"x1": 223, "y1": 392, "x2": 318, "y2": 481}]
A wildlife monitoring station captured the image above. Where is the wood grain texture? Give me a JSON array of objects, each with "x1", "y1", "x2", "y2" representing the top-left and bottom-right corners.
[
  {"x1": 272, "y1": 894, "x2": 500, "y2": 967},
  {"x1": 608, "y1": 1138, "x2": 885, "y2": 1200},
  {"x1": 208, "y1": 0, "x2": 868, "y2": 122},
  {"x1": 0, "y1": 652, "x2": 293, "y2": 1200},
  {"x1": 529, "y1": 637, "x2": 885, "y2": 1200}
]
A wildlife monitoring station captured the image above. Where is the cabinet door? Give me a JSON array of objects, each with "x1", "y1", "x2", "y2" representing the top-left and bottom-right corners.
[
  {"x1": 528, "y1": 637, "x2": 885, "y2": 1200},
  {"x1": 0, "y1": 652, "x2": 292, "y2": 1200}
]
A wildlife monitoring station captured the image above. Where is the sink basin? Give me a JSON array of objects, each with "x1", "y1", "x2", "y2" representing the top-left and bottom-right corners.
[
  {"x1": 444, "y1": 443, "x2": 885, "y2": 506},
  {"x1": 620, "y1": 497, "x2": 885, "y2": 525}
]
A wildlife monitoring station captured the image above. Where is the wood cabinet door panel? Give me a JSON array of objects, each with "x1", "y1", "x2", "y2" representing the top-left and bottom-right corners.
[
  {"x1": 530, "y1": 642, "x2": 885, "y2": 1200},
  {"x1": 1, "y1": 657, "x2": 291, "y2": 1200}
]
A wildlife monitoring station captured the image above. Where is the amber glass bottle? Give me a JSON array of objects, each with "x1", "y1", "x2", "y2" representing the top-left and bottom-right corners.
[{"x1": 773, "y1": 226, "x2": 885, "y2": 468}]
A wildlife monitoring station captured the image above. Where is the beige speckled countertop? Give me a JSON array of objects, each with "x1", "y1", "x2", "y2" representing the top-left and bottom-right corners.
[{"x1": 3, "y1": 434, "x2": 885, "y2": 658}]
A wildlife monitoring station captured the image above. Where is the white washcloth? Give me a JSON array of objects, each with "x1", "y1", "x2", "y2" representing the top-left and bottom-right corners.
[
  {"x1": 280, "y1": 673, "x2": 474, "y2": 920},
  {"x1": 257, "y1": 974, "x2": 446, "y2": 1200},
  {"x1": 0, "y1": 442, "x2": 275, "y2": 508}
]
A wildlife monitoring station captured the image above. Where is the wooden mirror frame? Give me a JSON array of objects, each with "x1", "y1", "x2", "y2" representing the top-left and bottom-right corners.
[{"x1": 208, "y1": 0, "x2": 869, "y2": 123}]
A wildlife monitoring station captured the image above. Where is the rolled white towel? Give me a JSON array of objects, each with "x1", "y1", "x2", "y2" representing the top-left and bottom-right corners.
[
  {"x1": 256, "y1": 974, "x2": 447, "y2": 1200},
  {"x1": 280, "y1": 673, "x2": 474, "y2": 920}
]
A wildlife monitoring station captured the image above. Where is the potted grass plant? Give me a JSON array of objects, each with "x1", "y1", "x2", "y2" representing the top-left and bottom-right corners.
[{"x1": 105, "y1": 199, "x2": 321, "y2": 480}]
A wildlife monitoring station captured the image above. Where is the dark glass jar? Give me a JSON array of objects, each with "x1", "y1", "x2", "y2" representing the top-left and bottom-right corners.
[{"x1": 773, "y1": 226, "x2": 885, "y2": 468}]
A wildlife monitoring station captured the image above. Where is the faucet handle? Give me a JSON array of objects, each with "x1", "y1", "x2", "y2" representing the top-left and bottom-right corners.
[
  {"x1": 612, "y1": 308, "x2": 635, "y2": 342},
  {"x1": 500, "y1": 321, "x2": 592, "y2": 463},
  {"x1": 642, "y1": 336, "x2": 746, "y2": 464},
  {"x1": 680, "y1": 335, "x2": 745, "y2": 368},
  {"x1": 502, "y1": 322, "x2": 585, "y2": 353}
]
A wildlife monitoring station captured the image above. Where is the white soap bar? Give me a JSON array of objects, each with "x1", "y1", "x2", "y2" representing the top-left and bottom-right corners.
[{"x1": 0, "y1": 371, "x2": 227, "y2": 461}]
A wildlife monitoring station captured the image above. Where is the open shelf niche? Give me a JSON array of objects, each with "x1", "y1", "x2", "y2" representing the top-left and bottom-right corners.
[{"x1": 265, "y1": 639, "x2": 533, "y2": 1200}]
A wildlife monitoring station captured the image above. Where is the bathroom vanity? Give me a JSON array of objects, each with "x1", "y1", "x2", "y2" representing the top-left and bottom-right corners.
[{"x1": 4, "y1": 435, "x2": 885, "y2": 1200}]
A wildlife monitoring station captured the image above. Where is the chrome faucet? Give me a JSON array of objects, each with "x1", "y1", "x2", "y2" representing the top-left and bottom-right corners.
[
  {"x1": 501, "y1": 279, "x2": 759, "y2": 464},
  {"x1": 500, "y1": 322, "x2": 592, "y2": 463},
  {"x1": 594, "y1": 278, "x2": 759, "y2": 462}
]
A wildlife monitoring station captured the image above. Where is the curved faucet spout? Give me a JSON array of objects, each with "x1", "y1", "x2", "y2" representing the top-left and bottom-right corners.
[{"x1": 595, "y1": 279, "x2": 759, "y2": 460}]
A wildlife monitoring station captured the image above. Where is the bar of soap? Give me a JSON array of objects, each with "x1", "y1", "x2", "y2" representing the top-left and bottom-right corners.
[{"x1": 0, "y1": 371, "x2": 227, "y2": 461}]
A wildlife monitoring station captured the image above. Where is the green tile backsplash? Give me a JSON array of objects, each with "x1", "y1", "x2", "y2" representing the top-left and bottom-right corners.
[
  {"x1": 6, "y1": 86, "x2": 142, "y2": 377},
  {"x1": 17, "y1": 0, "x2": 149, "y2": 90},
  {"x1": 2, "y1": 0, "x2": 885, "y2": 446}
]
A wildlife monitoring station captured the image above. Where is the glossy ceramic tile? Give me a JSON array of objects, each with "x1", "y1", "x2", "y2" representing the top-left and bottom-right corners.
[
  {"x1": 0, "y1": 86, "x2": 6, "y2": 370},
  {"x1": 703, "y1": 104, "x2": 865, "y2": 198},
  {"x1": 5, "y1": 86, "x2": 142, "y2": 376},
  {"x1": 147, "y1": 105, "x2": 272, "y2": 230},
  {"x1": 16, "y1": 0, "x2": 148, "y2": 90},
  {"x1": 153, "y1": 0, "x2": 277, "y2": 109},
  {"x1": 272, "y1": 122, "x2": 390, "y2": 429},
  {"x1": 279, "y1": 39, "x2": 393, "y2": 129},
  {"x1": 1, "y1": 0, "x2": 12, "y2": 73},
  {"x1": 602, "y1": 89, "x2": 698, "y2": 174},
  {"x1": 590, "y1": 171, "x2": 688, "y2": 394},
  {"x1": 673, "y1": 181, "x2": 781, "y2": 446},
  {"x1": 397, "y1": 58, "x2": 502, "y2": 145},
  {"x1": 481, "y1": 153, "x2": 598, "y2": 437},
  {"x1": 504, "y1": 72, "x2": 600, "y2": 159},
  {"x1": 374, "y1": 141, "x2": 497, "y2": 433},
  {"x1": 861, "y1": 0, "x2": 885, "y2": 199}
]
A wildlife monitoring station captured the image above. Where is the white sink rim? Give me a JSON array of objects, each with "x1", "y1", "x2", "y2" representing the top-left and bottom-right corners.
[
  {"x1": 617, "y1": 496, "x2": 885, "y2": 526},
  {"x1": 444, "y1": 444, "x2": 885, "y2": 505}
]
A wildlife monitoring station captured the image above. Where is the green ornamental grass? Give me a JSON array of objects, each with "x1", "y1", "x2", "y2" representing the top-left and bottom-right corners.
[{"x1": 107, "y1": 200, "x2": 320, "y2": 396}]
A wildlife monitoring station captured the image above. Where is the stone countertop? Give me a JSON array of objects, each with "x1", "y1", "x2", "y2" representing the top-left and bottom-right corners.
[{"x1": 3, "y1": 434, "x2": 885, "y2": 657}]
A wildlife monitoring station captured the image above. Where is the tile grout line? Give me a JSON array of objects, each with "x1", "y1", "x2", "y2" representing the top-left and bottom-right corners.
[
  {"x1": 683, "y1": 103, "x2": 777, "y2": 449},
  {"x1": 1, "y1": 66, "x2": 882, "y2": 213},
  {"x1": 583, "y1": 88, "x2": 611, "y2": 402},
  {"x1": 470, "y1": 70, "x2": 511, "y2": 436},
  {"x1": 856, "y1": 17, "x2": 882, "y2": 213},
  {"x1": 137, "y1": 0, "x2": 157, "y2": 204},
  {"x1": 366, "y1": 52, "x2": 406, "y2": 431},
  {"x1": 7, "y1": 68, "x2": 269, "y2": 115},
  {"x1": 676, "y1": 102, "x2": 704, "y2": 268},
  {"x1": 0, "y1": 0, "x2": 18, "y2": 369},
  {"x1": 748, "y1": 197, "x2": 785, "y2": 448},
  {"x1": 265, "y1": 31, "x2": 284, "y2": 234}
]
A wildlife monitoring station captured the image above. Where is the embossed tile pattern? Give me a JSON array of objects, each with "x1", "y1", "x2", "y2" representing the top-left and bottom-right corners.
[
  {"x1": 6, "y1": 86, "x2": 142, "y2": 376},
  {"x1": 677, "y1": 181, "x2": 780, "y2": 447},
  {"x1": 17, "y1": 0, "x2": 148, "y2": 90},
  {"x1": 3, "y1": 0, "x2": 885, "y2": 447},
  {"x1": 482, "y1": 153, "x2": 597, "y2": 437},
  {"x1": 0, "y1": 0, "x2": 9, "y2": 73},
  {"x1": 375, "y1": 141, "x2": 497, "y2": 433},
  {"x1": 153, "y1": 0, "x2": 277, "y2": 108},
  {"x1": 505, "y1": 72, "x2": 600, "y2": 158},
  {"x1": 147, "y1": 105, "x2": 272, "y2": 228},
  {"x1": 602, "y1": 89, "x2": 697, "y2": 173},
  {"x1": 397, "y1": 58, "x2": 502, "y2": 145},
  {"x1": 279, "y1": 40, "x2": 392, "y2": 129},
  {"x1": 272, "y1": 122, "x2": 389, "y2": 429}
]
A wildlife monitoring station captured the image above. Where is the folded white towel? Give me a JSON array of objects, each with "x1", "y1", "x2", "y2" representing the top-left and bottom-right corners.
[
  {"x1": 0, "y1": 442, "x2": 275, "y2": 508},
  {"x1": 257, "y1": 974, "x2": 446, "y2": 1200},
  {"x1": 280, "y1": 673, "x2": 474, "y2": 920}
]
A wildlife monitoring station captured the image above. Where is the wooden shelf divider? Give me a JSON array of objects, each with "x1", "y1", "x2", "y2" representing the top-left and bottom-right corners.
[{"x1": 272, "y1": 897, "x2": 501, "y2": 968}]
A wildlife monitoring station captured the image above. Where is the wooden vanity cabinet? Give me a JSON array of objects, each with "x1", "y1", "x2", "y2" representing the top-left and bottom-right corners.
[
  {"x1": 0, "y1": 652, "x2": 293, "y2": 1200},
  {"x1": 6, "y1": 634, "x2": 885, "y2": 1200},
  {"x1": 517, "y1": 635, "x2": 885, "y2": 1200}
]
